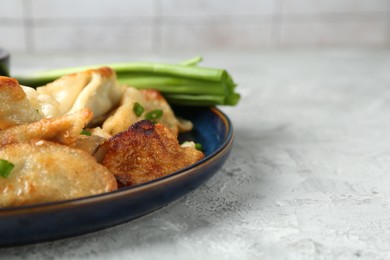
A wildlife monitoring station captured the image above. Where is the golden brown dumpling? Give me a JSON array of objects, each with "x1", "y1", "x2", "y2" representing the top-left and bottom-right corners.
[
  {"x1": 0, "y1": 140, "x2": 117, "y2": 208},
  {"x1": 98, "y1": 120, "x2": 204, "y2": 186},
  {"x1": 0, "y1": 109, "x2": 92, "y2": 146},
  {"x1": 36, "y1": 67, "x2": 125, "y2": 121},
  {"x1": 101, "y1": 88, "x2": 192, "y2": 137},
  {"x1": 68, "y1": 67, "x2": 125, "y2": 122}
]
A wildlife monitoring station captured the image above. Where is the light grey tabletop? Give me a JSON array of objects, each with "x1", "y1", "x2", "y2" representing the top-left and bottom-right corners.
[{"x1": 1, "y1": 49, "x2": 390, "y2": 259}]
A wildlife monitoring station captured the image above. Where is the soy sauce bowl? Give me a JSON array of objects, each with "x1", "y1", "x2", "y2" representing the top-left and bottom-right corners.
[{"x1": 0, "y1": 48, "x2": 10, "y2": 76}]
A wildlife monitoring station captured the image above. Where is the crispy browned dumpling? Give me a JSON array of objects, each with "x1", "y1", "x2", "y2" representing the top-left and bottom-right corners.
[
  {"x1": 36, "y1": 67, "x2": 125, "y2": 121},
  {"x1": 98, "y1": 87, "x2": 145, "y2": 136},
  {"x1": 66, "y1": 67, "x2": 125, "y2": 122},
  {"x1": 0, "y1": 108, "x2": 92, "y2": 146},
  {"x1": 0, "y1": 140, "x2": 117, "y2": 208},
  {"x1": 141, "y1": 89, "x2": 193, "y2": 134},
  {"x1": 36, "y1": 68, "x2": 92, "y2": 116},
  {"x1": 98, "y1": 120, "x2": 204, "y2": 186},
  {"x1": 0, "y1": 77, "x2": 42, "y2": 129},
  {"x1": 100, "y1": 88, "x2": 193, "y2": 137}
]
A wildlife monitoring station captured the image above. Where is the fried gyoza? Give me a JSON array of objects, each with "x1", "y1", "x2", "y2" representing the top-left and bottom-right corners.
[
  {"x1": 0, "y1": 140, "x2": 117, "y2": 208},
  {"x1": 141, "y1": 89, "x2": 193, "y2": 134},
  {"x1": 0, "y1": 109, "x2": 92, "y2": 146},
  {"x1": 100, "y1": 88, "x2": 192, "y2": 137},
  {"x1": 0, "y1": 77, "x2": 42, "y2": 129},
  {"x1": 66, "y1": 67, "x2": 125, "y2": 122},
  {"x1": 24, "y1": 67, "x2": 125, "y2": 121},
  {"x1": 98, "y1": 120, "x2": 204, "y2": 186}
]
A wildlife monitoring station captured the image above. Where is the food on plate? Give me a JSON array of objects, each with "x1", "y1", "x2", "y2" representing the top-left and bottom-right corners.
[
  {"x1": 0, "y1": 140, "x2": 117, "y2": 207},
  {"x1": 0, "y1": 67, "x2": 205, "y2": 208},
  {"x1": 96, "y1": 120, "x2": 204, "y2": 186}
]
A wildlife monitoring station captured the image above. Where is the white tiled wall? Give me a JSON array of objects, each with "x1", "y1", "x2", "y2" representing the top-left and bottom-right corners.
[{"x1": 1, "y1": 0, "x2": 390, "y2": 53}]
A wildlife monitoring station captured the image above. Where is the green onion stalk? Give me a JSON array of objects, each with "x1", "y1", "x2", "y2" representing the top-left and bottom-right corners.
[{"x1": 14, "y1": 57, "x2": 240, "y2": 106}]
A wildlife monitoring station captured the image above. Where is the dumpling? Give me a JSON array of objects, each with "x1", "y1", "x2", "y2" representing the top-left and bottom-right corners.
[
  {"x1": 0, "y1": 77, "x2": 42, "y2": 129},
  {"x1": 97, "y1": 120, "x2": 204, "y2": 186},
  {"x1": 100, "y1": 88, "x2": 192, "y2": 137},
  {"x1": 36, "y1": 69, "x2": 92, "y2": 116},
  {"x1": 141, "y1": 89, "x2": 193, "y2": 134},
  {"x1": 35, "y1": 67, "x2": 125, "y2": 122},
  {"x1": 0, "y1": 140, "x2": 117, "y2": 208},
  {"x1": 98, "y1": 87, "x2": 146, "y2": 136},
  {"x1": 0, "y1": 108, "x2": 92, "y2": 146},
  {"x1": 67, "y1": 67, "x2": 125, "y2": 122}
]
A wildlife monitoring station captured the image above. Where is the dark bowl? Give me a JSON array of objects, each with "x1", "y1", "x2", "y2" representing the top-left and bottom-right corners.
[
  {"x1": 0, "y1": 48, "x2": 10, "y2": 76},
  {"x1": 0, "y1": 106, "x2": 234, "y2": 247}
]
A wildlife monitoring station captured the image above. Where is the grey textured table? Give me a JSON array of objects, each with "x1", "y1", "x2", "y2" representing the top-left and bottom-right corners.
[{"x1": 1, "y1": 49, "x2": 390, "y2": 259}]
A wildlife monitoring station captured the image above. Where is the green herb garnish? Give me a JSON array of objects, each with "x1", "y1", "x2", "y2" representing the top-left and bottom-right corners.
[
  {"x1": 195, "y1": 143, "x2": 203, "y2": 151},
  {"x1": 145, "y1": 109, "x2": 163, "y2": 121},
  {"x1": 0, "y1": 159, "x2": 14, "y2": 178},
  {"x1": 133, "y1": 102, "x2": 144, "y2": 117},
  {"x1": 80, "y1": 129, "x2": 92, "y2": 136}
]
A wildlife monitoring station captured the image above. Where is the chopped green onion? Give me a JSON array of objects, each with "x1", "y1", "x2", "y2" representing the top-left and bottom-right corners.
[
  {"x1": 133, "y1": 102, "x2": 144, "y2": 117},
  {"x1": 145, "y1": 109, "x2": 163, "y2": 120},
  {"x1": 0, "y1": 159, "x2": 14, "y2": 178},
  {"x1": 80, "y1": 129, "x2": 92, "y2": 136},
  {"x1": 195, "y1": 143, "x2": 203, "y2": 151}
]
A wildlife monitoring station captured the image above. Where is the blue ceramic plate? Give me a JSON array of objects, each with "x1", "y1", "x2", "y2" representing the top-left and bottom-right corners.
[{"x1": 0, "y1": 106, "x2": 234, "y2": 247}]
